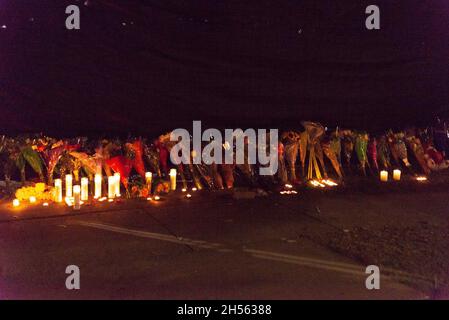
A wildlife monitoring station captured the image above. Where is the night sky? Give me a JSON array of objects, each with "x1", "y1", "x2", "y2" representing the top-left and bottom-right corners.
[{"x1": 1, "y1": 0, "x2": 449, "y2": 137}]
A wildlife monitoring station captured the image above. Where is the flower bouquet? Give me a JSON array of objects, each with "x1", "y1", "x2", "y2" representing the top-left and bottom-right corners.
[
  {"x1": 125, "y1": 139, "x2": 146, "y2": 178},
  {"x1": 143, "y1": 141, "x2": 162, "y2": 177},
  {"x1": 106, "y1": 155, "x2": 133, "y2": 190},
  {"x1": 281, "y1": 131, "x2": 301, "y2": 183},
  {"x1": 321, "y1": 136, "x2": 343, "y2": 179},
  {"x1": 341, "y1": 130, "x2": 354, "y2": 169},
  {"x1": 406, "y1": 135, "x2": 430, "y2": 175},
  {"x1": 301, "y1": 121, "x2": 326, "y2": 180},
  {"x1": 220, "y1": 164, "x2": 235, "y2": 189},
  {"x1": 355, "y1": 132, "x2": 369, "y2": 175},
  {"x1": 330, "y1": 128, "x2": 342, "y2": 167},
  {"x1": 69, "y1": 151, "x2": 97, "y2": 179},
  {"x1": 388, "y1": 131, "x2": 411, "y2": 168},
  {"x1": 367, "y1": 137, "x2": 378, "y2": 172},
  {"x1": 40, "y1": 144, "x2": 66, "y2": 184},
  {"x1": 277, "y1": 142, "x2": 288, "y2": 184},
  {"x1": 16, "y1": 144, "x2": 45, "y2": 183},
  {"x1": 376, "y1": 136, "x2": 391, "y2": 170}
]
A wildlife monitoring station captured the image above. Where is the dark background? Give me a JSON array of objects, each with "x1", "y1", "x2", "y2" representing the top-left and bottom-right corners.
[{"x1": 1, "y1": 0, "x2": 449, "y2": 137}]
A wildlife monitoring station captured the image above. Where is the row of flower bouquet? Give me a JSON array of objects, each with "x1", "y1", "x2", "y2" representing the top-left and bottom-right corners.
[{"x1": 1, "y1": 121, "x2": 448, "y2": 199}]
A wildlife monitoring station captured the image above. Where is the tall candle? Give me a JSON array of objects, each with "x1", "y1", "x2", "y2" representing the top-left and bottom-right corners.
[
  {"x1": 108, "y1": 176, "x2": 116, "y2": 199},
  {"x1": 73, "y1": 185, "x2": 81, "y2": 210},
  {"x1": 169, "y1": 168, "x2": 177, "y2": 191},
  {"x1": 94, "y1": 174, "x2": 102, "y2": 199},
  {"x1": 393, "y1": 169, "x2": 401, "y2": 181},
  {"x1": 114, "y1": 172, "x2": 121, "y2": 197},
  {"x1": 81, "y1": 177, "x2": 89, "y2": 201},
  {"x1": 65, "y1": 174, "x2": 73, "y2": 197},
  {"x1": 54, "y1": 178, "x2": 63, "y2": 202},
  {"x1": 380, "y1": 170, "x2": 388, "y2": 182},
  {"x1": 145, "y1": 172, "x2": 152, "y2": 194}
]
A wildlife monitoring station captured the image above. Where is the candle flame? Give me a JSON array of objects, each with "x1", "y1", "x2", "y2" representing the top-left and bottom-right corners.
[
  {"x1": 12, "y1": 199, "x2": 20, "y2": 207},
  {"x1": 309, "y1": 180, "x2": 326, "y2": 188},
  {"x1": 322, "y1": 179, "x2": 338, "y2": 187}
]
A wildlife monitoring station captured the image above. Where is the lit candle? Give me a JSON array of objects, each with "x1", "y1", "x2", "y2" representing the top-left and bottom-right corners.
[
  {"x1": 29, "y1": 196, "x2": 36, "y2": 203},
  {"x1": 380, "y1": 170, "x2": 388, "y2": 182},
  {"x1": 169, "y1": 169, "x2": 177, "y2": 191},
  {"x1": 94, "y1": 174, "x2": 102, "y2": 199},
  {"x1": 114, "y1": 172, "x2": 121, "y2": 197},
  {"x1": 12, "y1": 199, "x2": 20, "y2": 207},
  {"x1": 186, "y1": 193, "x2": 192, "y2": 199},
  {"x1": 108, "y1": 176, "x2": 116, "y2": 199},
  {"x1": 393, "y1": 169, "x2": 401, "y2": 181},
  {"x1": 65, "y1": 197, "x2": 73, "y2": 207},
  {"x1": 154, "y1": 195, "x2": 160, "y2": 201},
  {"x1": 73, "y1": 185, "x2": 81, "y2": 210},
  {"x1": 81, "y1": 177, "x2": 89, "y2": 201},
  {"x1": 54, "y1": 178, "x2": 63, "y2": 202},
  {"x1": 65, "y1": 174, "x2": 73, "y2": 197},
  {"x1": 145, "y1": 172, "x2": 152, "y2": 193}
]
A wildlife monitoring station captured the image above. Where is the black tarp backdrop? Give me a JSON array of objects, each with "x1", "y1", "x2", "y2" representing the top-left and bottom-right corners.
[{"x1": 1, "y1": 0, "x2": 449, "y2": 137}]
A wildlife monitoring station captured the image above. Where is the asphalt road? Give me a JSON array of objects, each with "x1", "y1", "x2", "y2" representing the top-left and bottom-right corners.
[{"x1": 0, "y1": 191, "x2": 426, "y2": 299}]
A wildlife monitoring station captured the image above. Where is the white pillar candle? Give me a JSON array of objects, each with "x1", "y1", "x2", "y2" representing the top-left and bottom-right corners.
[
  {"x1": 169, "y1": 168, "x2": 177, "y2": 191},
  {"x1": 393, "y1": 169, "x2": 401, "y2": 181},
  {"x1": 145, "y1": 172, "x2": 152, "y2": 194},
  {"x1": 54, "y1": 178, "x2": 63, "y2": 202},
  {"x1": 108, "y1": 175, "x2": 116, "y2": 199},
  {"x1": 73, "y1": 185, "x2": 81, "y2": 210},
  {"x1": 380, "y1": 170, "x2": 388, "y2": 182},
  {"x1": 114, "y1": 172, "x2": 121, "y2": 197},
  {"x1": 65, "y1": 174, "x2": 73, "y2": 197},
  {"x1": 94, "y1": 174, "x2": 102, "y2": 199},
  {"x1": 81, "y1": 177, "x2": 89, "y2": 201}
]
